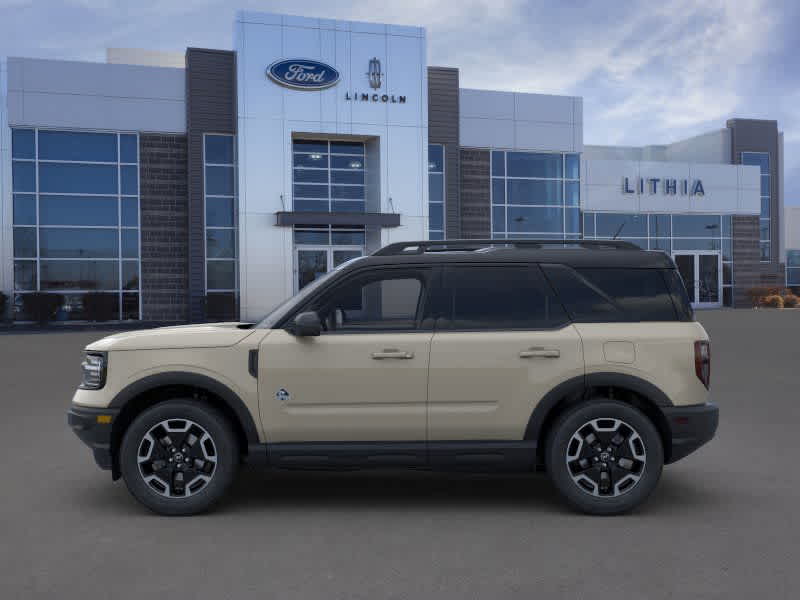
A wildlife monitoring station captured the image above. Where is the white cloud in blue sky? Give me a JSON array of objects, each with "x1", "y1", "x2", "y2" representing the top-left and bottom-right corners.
[{"x1": 2, "y1": 0, "x2": 798, "y2": 203}]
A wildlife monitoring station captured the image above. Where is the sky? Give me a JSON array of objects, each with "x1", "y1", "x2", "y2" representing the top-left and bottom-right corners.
[{"x1": 1, "y1": 0, "x2": 798, "y2": 204}]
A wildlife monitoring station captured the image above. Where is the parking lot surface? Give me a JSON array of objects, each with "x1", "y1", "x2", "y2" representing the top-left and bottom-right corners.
[{"x1": 1, "y1": 309, "x2": 799, "y2": 599}]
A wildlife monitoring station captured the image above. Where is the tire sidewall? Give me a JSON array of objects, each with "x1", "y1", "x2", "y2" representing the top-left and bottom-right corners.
[
  {"x1": 120, "y1": 400, "x2": 238, "y2": 516},
  {"x1": 546, "y1": 400, "x2": 664, "y2": 515}
]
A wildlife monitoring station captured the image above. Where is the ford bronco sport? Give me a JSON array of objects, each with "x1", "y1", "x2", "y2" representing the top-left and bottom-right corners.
[{"x1": 68, "y1": 239, "x2": 718, "y2": 516}]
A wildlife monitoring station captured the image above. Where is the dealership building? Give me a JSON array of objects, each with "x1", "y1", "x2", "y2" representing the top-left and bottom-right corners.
[{"x1": 0, "y1": 10, "x2": 792, "y2": 322}]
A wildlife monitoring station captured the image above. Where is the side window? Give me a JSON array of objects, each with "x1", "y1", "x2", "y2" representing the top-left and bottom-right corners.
[
  {"x1": 542, "y1": 264, "x2": 622, "y2": 322},
  {"x1": 662, "y1": 269, "x2": 694, "y2": 321},
  {"x1": 576, "y1": 268, "x2": 678, "y2": 321},
  {"x1": 313, "y1": 271, "x2": 426, "y2": 332},
  {"x1": 442, "y1": 265, "x2": 567, "y2": 330}
]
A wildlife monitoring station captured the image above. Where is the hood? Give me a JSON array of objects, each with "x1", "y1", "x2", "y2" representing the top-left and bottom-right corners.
[{"x1": 86, "y1": 322, "x2": 258, "y2": 352}]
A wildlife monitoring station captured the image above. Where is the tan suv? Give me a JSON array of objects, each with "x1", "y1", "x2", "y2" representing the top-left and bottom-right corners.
[{"x1": 68, "y1": 239, "x2": 717, "y2": 515}]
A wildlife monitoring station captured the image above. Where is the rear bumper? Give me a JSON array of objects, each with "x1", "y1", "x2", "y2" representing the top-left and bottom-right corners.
[
  {"x1": 663, "y1": 401, "x2": 719, "y2": 464},
  {"x1": 67, "y1": 405, "x2": 119, "y2": 471}
]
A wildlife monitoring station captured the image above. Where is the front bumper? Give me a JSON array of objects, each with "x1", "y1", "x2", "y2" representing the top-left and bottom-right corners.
[
  {"x1": 67, "y1": 405, "x2": 119, "y2": 471},
  {"x1": 663, "y1": 401, "x2": 719, "y2": 463}
]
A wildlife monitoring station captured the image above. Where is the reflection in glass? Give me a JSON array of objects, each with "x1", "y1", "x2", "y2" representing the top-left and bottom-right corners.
[
  {"x1": 40, "y1": 261, "x2": 119, "y2": 290},
  {"x1": 39, "y1": 228, "x2": 118, "y2": 258}
]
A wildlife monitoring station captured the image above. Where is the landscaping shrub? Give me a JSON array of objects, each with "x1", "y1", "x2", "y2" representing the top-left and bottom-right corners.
[
  {"x1": 746, "y1": 287, "x2": 770, "y2": 307},
  {"x1": 82, "y1": 292, "x2": 118, "y2": 322},
  {"x1": 21, "y1": 293, "x2": 64, "y2": 324},
  {"x1": 782, "y1": 294, "x2": 799, "y2": 308},
  {"x1": 762, "y1": 295, "x2": 784, "y2": 309}
]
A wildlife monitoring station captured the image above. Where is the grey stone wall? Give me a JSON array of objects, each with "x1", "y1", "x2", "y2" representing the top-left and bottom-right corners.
[
  {"x1": 139, "y1": 134, "x2": 189, "y2": 322},
  {"x1": 459, "y1": 149, "x2": 490, "y2": 238}
]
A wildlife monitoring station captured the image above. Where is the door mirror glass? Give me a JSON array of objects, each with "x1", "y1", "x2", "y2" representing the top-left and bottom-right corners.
[{"x1": 292, "y1": 311, "x2": 322, "y2": 336}]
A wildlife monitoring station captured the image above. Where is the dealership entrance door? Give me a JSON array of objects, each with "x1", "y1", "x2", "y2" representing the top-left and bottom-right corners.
[
  {"x1": 673, "y1": 252, "x2": 722, "y2": 308},
  {"x1": 295, "y1": 247, "x2": 363, "y2": 291}
]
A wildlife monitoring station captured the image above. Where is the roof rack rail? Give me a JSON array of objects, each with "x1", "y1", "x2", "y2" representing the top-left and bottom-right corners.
[{"x1": 373, "y1": 238, "x2": 640, "y2": 256}]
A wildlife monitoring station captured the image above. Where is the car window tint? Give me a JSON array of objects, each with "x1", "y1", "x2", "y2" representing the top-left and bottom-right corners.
[
  {"x1": 316, "y1": 274, "x2": 424, "y2": 332},
  {"x1": 443, "y1": 266, "x2": 567, "y2": 330},
  {"x1": 576, "y1": 268, "x2": 678, "y2": 321},
  {"x1": 542, "y1": 264, "x2": 623, "y2": 322}
]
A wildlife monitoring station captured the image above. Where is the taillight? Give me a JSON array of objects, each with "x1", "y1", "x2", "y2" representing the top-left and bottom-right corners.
[{"x1": 694, "y1": 340, "x2": 711, "y2": 389}]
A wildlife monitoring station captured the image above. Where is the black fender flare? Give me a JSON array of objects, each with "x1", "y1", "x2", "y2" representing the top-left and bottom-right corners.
[
  {"x1": 109, "y1": 371, "x2": 260, "y2": 444},
  {"x1": 524, "y1": 372, "x2": 673, "y2": 442}
]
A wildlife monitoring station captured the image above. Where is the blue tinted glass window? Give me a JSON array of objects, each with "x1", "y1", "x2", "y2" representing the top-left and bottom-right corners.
[
  {"x1": 121, "y1": 229, "x2": 139, "y2": 258},
  {"x1": 649, "y1": 214, "x2": 671, "y2": 237},
  {"x1": 38, "y1": 131, "x2": 117, "y2": 162},
  {"x1": 673, "y1": 214, "x2": 721, "y2": 237},
  {"x1": 331, "y1": 200, "x2": 365, "y2": 212},
  {"x1": 294, "y1": 184, "x2": 329, "y2": 199},
  {"x1": 13, "y1": 228, "x2": 37, "y2": 258},
  {"x1": 121, "y1": 165, "x2": 138, "y2": 195},
  {"x1": 12, "y1": 129, "x2": 35, "y2": 159},
  {"x1": 492, "y1": 179, "x2": 505, "y2": 205},
  {"x1": 741, "y1": 152, "x2": 769, "y2": 174},
  {"x1": 507, "y1": 153, "x2": 563, "y2": 178},
  {"x1": 759, "y1": 220, "x2": 770, "y2": 240},
  {"x1": 721, "y1": 215, "x2": 732, "y2": 237},
  {"x1": 761, "y1": 197, "x2": 770, "y2": 218},
  {"x1": 14, "y1": 261, "x2": 37, "y2": 291},
  {"x1": 595, "y1": 213, "x2": 647, "y2": 238},
  {"x1": 121, "y1": 198, "x2": 139, "y2": 226},
  {"x1": 207, "y1": 260, "x2": 236, "y2": 290},
  {"x1": 673, "y1": 238, "x2": 721, "y2": 251},
  {"x1": 428, "y1": 145, "x2": 444, "y2": 172},
  {"x1": 206, "y1": 166, "x2": 235, "y2": 195},
  {"x1": 39, "y1": 163, "x2": 117, "y2": 194},
  {"x1": 331, "y1": 155, "x2": 362, "y2": 169},
  {"x1": 39, "y1": 228, "x2": 118, "y2": 258},
  {"x1": 294, "y1": 153, "x2": 329, "y2": 168},
  {"x1": 722, "y1": 238, "x2": 732, "y2": 261},
  {"x1": 293, "y1": 140, "x2": 328, "y2": 153},
  {"x1": 206, "y1": 197, "x2": 234, "y2": 227},
  {"x1": 650, "y1": 238, "x2": 671, "y2": 253},
  {"x1": 331, "y1": 170, "x2": 364, "y2": 185},
  {"x1": 331, "y1": 185, "x2": 364, "y2": 200},
  {"x1": 13, "y1": 194, "x2": 36, "y2": 225},
  {"x1": 122, "y1": 261, "x2": 139, "y2": 290},
  {"x1": 565, "y1": 154, "x2": 580, "y2": 179},
  {"x1": 491, "y1": 151, "x2": 505, "y2": 177},
  {"x1": 507, "y1": 206, "x2": 564, "y2": 233},
  {"x1": 40, "y1": 195, "x2": 118, "y2": 226},
  {"x1": 12, "y1": 161, "x2": 36, "y2": 192},
  {"x1": 331, "y1": 230, "x2": 366, "y2": 245},
  {"x1": 294, "y1": 199, "x2": 328, "y2": 212},
  {"x1": 429, "y1": 203, "x2": 444, "y2": 231},
  {"x1": 330, "y1": 141, "x2": 364, "y2": 155},
  {"x1": 120, "y1": 135, "x2": 138, "y2": 163},
  {"x1": 565, "y1": 207, "x2": 580, "y2": 234},
  {"x1": 492, "y1": 207, "x2": 505, "y2": 233},
  {"x1": 40, "y1": 260, "x2": 119, "y2": 290},
  {"x1": 429, "y1": 231, "x2": 444, "y2": 241},
  {"x1": 565, "y1": 181, "x2": 580, "y2": 206},
  {"x1": 205, "y1": 135, "x2": 234, "y2": 164},
  {"x1": 294, "y1": 169, "x2": 328, "y2": 184},
  {"x1": 583, "y1": 213, "x2": 595, "y2": 237},
  {"x1": 787, "y1": 250, "x2": 800, "y2": 268},
  {"x1": 507, "y1": 179, "x2": 562, "y2": 206},
  {"x1": 429, "y1": 173, "x2": 444, "y2": 203},
  {"x1": 295, "y1": 230, "x2": 329, "y2": 244},
  {"x1": 760, "y1": 175, "x2": 770, "y2": 197},
  {"x1": 207, "y1": 229, "x2": 236, "y2": 258}
]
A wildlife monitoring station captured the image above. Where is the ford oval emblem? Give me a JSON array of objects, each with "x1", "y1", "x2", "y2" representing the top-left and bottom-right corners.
[{"x1": 267, "y1": 59, "x2": 340, "y2": 90}]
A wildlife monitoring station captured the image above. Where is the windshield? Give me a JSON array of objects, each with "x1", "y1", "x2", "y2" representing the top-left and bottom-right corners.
[{"x1": 256, "y1": 256, "x2": 368, "y2": 328}]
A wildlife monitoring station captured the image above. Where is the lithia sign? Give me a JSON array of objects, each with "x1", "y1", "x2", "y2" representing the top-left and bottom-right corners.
[
  {"x1": 267, "y1": 57, "x2": 407, "y2": 103},
  {"x1": 623, "y1": 177, "x2": 705, "y2": 196}
]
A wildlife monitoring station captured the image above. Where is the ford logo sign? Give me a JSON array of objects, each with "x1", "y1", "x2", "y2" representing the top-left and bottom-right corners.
[{"x1": 267, "y1": 59, "x2": 340, "y2": 90}]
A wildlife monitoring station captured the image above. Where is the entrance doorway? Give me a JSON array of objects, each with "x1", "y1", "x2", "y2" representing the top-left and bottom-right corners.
[
  {"x1": 673, "y1": 252, "x2": 722, "y2": 308},
  {"x1": 295, "y1": 246, "x2": 363, "y2": 291}
]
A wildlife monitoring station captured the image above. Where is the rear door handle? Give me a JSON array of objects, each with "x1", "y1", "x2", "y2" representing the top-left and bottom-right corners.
[
  {"x1": 519, "y1": 347, "x2": 560, "y2": 359},
  {"x1": 371, "y1": 349, "x2": 414, "y2": 360}
]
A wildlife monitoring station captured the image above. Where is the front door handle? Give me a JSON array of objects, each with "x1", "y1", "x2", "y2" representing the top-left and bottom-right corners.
[
  {"x1": 519, "y1": 347, "x2": 560, "y2": 359},
  {"x1": 371, "y1": 349, "x2": 414, "y2": 360}
]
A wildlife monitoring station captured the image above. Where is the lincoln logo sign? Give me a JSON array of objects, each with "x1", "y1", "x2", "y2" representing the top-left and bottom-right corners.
[
  {"x1": 266, "y1": 59, "x2": 340, "y2": 90},
  {"x1": 623, "y1": 176, "x2": 705, "y2": 196}
]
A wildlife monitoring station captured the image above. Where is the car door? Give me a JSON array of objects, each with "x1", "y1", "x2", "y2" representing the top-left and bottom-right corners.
[
  {"x1": 427, "y1": 264, "x2": 584, "y2": 441},
  {"x1": 258, "y1": 266, "x2": 435, "y2": 443}
]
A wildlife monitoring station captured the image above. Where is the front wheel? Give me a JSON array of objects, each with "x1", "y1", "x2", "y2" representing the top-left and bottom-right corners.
[
  {"x1": 119, "y1": 400, "x2": 239, "y2": 515},
  {"x1": 546, "y1": 400, "x2": 663, "y2": 515}
]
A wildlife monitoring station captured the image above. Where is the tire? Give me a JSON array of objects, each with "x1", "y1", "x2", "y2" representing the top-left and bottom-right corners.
[
  {"x1": 545, "y1": 400, "x2": 663, "y2": 515},
  {"x1": 119, "y1": 399, "x2": 239, "y2": 516}
]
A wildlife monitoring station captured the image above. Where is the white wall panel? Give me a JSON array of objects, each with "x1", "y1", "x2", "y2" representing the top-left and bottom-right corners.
[
  {"x1": 460, "y1": 117, "x2": 514, "y2": 149},
  {"x1": 460, "y1": 89, "x2": 514, "y2": 120},
  {"x1": 514, "y1": 121, "x2": 574, "y2": 152}
]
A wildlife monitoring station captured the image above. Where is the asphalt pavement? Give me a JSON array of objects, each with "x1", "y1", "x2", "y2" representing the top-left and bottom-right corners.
[{"x1": 1, "y1": 309, "x2": 798, "y2": 599}]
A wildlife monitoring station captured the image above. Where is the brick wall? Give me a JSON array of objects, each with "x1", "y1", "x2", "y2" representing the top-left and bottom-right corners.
[
  {"x1": 139, "y1": 134, "x2": 189, "y2": 322},
  {"x1": 732, "y1": 215, "x2": 786, "y2": 307},
  {"x1": 460, "y1": 149, "x2": 490, "y2": 238}
]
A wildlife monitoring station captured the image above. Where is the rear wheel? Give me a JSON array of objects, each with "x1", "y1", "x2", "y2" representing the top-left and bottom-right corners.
[
  {"x1": 546, "y1": 400, "x2": 663, "y2": 515},
  {"x1": 120, "y1": 400, "x2": 239, "y2": 515}
]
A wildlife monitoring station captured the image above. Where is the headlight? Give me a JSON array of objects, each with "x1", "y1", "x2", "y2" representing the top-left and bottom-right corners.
[{"x1": 79, "y1": 352, "x2": 107, "y2": 390}]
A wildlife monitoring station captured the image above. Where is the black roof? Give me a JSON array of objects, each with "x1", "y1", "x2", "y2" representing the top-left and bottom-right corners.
[{"x1": 351, "y1": 239, "x2": 675, "y2": 270}]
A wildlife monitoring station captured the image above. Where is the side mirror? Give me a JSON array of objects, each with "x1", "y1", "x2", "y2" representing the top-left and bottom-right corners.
[{"x1": 292, "y1": 311, "x2": 322, "y2": 337}]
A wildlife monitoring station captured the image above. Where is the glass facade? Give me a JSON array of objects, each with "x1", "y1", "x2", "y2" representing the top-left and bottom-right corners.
[
  {"x1": 742, "y1": 152, "x2": 770, "y2": 261},
  {"x1": 428, "y1": 144, "x2": 444, "y2": 240},
  {"x1": 292, "y1": 140, "x2": 365, "y2": 213},
  {"x1": 491, "y1": 150, "x2": 580, "y2": 239},
  {"x1": 787, "y1": 250, "x2": 800, "y2": 287},
  {"x1": 11, "y1": 128, "x2": 140, "y2": 320},
  {"x1": 204, "y1": 134, "x2": 238, "y2": 305},
  {"x1": 293, "y1": 225, "x2": 365, "y2": 290},
  {"x1": 583, "y1": 212, "x2": 734, "y2": 306}
]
